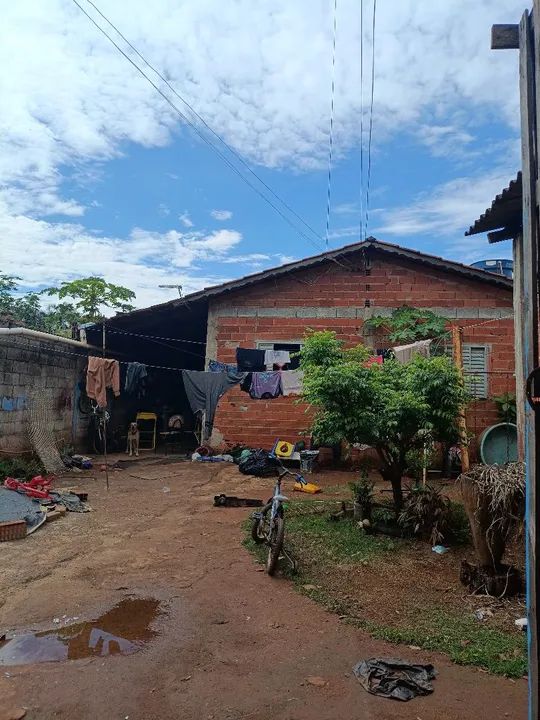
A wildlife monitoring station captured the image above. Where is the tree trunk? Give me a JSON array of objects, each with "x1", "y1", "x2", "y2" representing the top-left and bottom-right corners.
[
  {"x1": 379, "y1": 463, "x2": 404, "y2": 514},
  {"x1": 460, "y1": 476, "x2": 505, "y2": 569}
]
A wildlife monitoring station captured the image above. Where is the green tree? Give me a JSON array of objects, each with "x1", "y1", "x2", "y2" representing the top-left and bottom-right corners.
[
  {"x1": 42, "y1": 277, "x2": 136, "y2": 322},
  {"x1": 364, "y1": 305, "x2": 448, "y2": 344},
  {"x1": 300, "y1": 331, "x2": 465, "y2": 512}
]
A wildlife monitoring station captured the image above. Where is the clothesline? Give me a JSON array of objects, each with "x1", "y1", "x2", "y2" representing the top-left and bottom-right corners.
[
  {"x1": 103, "y1": 326, "x2": 206, "y2": 345},
  {"x1": 2, "y1": 337, "x2": 518, "y2": 376}
]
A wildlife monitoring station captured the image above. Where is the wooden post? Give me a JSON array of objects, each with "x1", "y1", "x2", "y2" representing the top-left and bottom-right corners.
[
  {"x1": 493, "y1": 12, "x2": 539, "y2": 712},
  {"x1": 524, "y1": 8, "x2": 540, "y2": 714},
  {"x1": 514, "y1": 232, "x2": 526, "y2": 462},
  {"x1": 102, "y1": 321, "x2": 110, "y2": 491},
  {"x1": 452, "y1": 325, "x2": 470, "y2": 473}
]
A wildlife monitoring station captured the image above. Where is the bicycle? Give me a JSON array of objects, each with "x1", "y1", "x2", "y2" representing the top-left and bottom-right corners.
[{"x1": 250, "y1": 456, "x2": 306, "y2": 576}]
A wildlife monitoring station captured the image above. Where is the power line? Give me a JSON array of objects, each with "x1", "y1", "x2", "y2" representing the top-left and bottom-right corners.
[
  {"x1": 82, "y1": 0, "x2": 325, "y2": 251},
  {"x1": 70, "y1": 0, "x2": 326, "y2": 254},
  {"x1": 364, "y1": 0, "x2": 377, "y2": 237},
  {"x1": 359, "y1": 0, "x2": 365, "y2": 242},
  {"x1": 324, "y1": 0, "x2": 339, "y2": 249}
]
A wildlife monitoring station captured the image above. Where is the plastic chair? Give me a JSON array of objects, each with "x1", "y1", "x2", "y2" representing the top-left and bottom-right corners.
[{"x1": 135, "y1": 412, "x2": 157, "y2": 451}]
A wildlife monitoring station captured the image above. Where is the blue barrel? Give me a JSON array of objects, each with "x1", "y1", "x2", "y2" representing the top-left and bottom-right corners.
[{"x1": 479, "y1": 423, "x2": 518, "y2": 464}]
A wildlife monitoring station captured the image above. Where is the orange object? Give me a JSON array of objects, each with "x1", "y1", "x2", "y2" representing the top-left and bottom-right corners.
[{"x1": 293, "y1": 481, "x2": 322, "y2": 494}]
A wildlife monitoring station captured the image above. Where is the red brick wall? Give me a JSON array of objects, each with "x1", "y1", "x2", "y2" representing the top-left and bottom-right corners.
[{"x1": 209, "y1": 250, "x2": 514, "y2": 452}]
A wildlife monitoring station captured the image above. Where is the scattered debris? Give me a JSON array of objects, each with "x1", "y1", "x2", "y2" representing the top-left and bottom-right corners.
[
  {"x1": 181, "y1": 675, "x2": 192, "y2": 682},
  {"x1": 352, "y1": 658, "x2": 437, "y2": 701},
  {"x1": 305, "y1": 676, "x2": 328, "y2": 688},
  {"x1": 474, "y1": 609, "x2": 494, "y2": 622},
  {"x1": 162, "y1": 487, "x2": 171, "y2": 493},
  {"x1": 431, "y1": 545, "x2": 449, "y2": 555},
  {"x1": 515, "y1": 618, "x2": 527, "y2": 631}
]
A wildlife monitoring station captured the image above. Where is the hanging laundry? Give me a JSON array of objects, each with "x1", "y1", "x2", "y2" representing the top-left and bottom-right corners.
[
  {"x1": 236, "y1": 348, "x2": 266, "y2": 372},
  {"x1": 280, "y1": 369, "x2": 304, "y2": 396},
  {"x1": 264, "y1": 349, "x2": 291, "y2": 370},
  {"x1": 250, "y1": 371, "x2": 282, "y2": 399},
  {"x1": 392, "y1": 339, "x2": 432, "y2": 365},
  {"x1": 208, "y1": 359, "x2": 238, "y2": 373},
  {"x1": 124, "y1": 362, "x2": 148, "y2": 397},
  {"x1": 240, "y1": 372, "x2": 253, "y2": 393},
  {"x1": 182, "y1": 369, "x2": 246, "y2": 439},
  {"x1": 86, "y1": 357, "x2": 120, "y2": 408}
]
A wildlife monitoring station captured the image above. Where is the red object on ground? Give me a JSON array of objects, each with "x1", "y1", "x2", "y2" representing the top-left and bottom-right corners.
[{"x1": 4, "y1": 476, "x2": 53, "y2": 499}]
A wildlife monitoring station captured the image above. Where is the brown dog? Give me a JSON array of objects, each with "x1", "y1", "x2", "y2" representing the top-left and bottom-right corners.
[{"x1": 126, "y1": 422, "x2": 140, "y2": 457}]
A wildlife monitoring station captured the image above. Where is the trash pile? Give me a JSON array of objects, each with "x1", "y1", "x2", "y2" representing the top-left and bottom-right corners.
[{"x1": 0, "y1": 475, "x2": 90, "y2": 542}]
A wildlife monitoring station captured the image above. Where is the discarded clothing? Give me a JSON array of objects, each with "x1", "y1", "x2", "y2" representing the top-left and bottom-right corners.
[
  {"x1": 250, "y1": 371, "x2": 282, "y2": 399},
  {"x1": 86, "y1": 356, "x2": 120, "y2": 408},
  {"x1": 49, "y1": 491, "x2": 90, "y2": 513},
  {"x1": 365, "y1": 355, "x2": 383, "y2": 367},
  {"x1": 280, "y1": 369, "x2": 304, "y2": 396},
  {"x1": 182, "y1": 369, "x2": 245, "y2": 438},
  {"x1": 208, "y1": 360, "x2": 237, "y2": 373},
  {"x1": 392, "y1": 339, "x2": 432, "y2": 365},
  {"x1": 377, "y1": 348, "x2": 394, "y2": 361},
  {"x1": 264, "y1": 349, "x2": 290, "y2": 370},
  {"x1": 236, "y1": 348, "x2": 266, "y2": 372},
  {"x1": 352, "y1": 658, "x2": 437, "y2": 702},
  {"x1": 213, "y1": 494, "x2": 263, "y2": 507},
  {"x1": 0, "y1": 486, "x2": 46, "y2": 533},
  {"x1": 124, "y1": 362, "x2": 148, "y2": 397}
]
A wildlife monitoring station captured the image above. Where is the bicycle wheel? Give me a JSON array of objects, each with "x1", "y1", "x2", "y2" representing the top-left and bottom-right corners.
[
  {"x1": 266, "y1": 516, "x2": 285, "y2": 576},
  {"x1": 251, "y1": 503, "x2": 271, "y2": 544}
]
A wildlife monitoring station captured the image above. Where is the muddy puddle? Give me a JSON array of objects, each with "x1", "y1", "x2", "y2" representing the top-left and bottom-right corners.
[{"x1": 0, "y1": 598, "x2": 162, "y2": 666}]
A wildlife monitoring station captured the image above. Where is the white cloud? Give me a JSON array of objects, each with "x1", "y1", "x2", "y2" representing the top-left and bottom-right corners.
[
  {"x1": 158, "y1": 203, "x2": 170, "y2": 216},
  {"x1": 211, "y1": 209, "x2": 233, "y2": 221},
  {"x1": 0, "y1": 205, "x2": 242, "y2": 307},
  {"x1": 179, "y1": 211, "x2": 194, "y2": 228},
  {"x1": 0, "y1": 0, "x2": 524, "y2": 219},
  {"x1": 375, "y1": 167, "x2": 519, "y2": 239},
  {"x1": 0, "y1": 0, "x2": 525, "y2": 302},
  {"x1": 222, "y1": 252, "x2": 270, "y2": 264}
]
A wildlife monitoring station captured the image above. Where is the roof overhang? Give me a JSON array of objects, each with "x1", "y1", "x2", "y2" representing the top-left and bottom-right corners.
[{"x1": 465, "y1": 172, "x2": 522, "y2": 243}]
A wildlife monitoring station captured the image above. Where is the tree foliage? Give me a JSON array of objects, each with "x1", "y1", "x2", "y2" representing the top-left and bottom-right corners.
[
  {"x1": 364, "y1": 305, "x2": 448, "y2": 344},
  {"x1": 43, "y1": 277, "x2": 135, "y2": 322},
  {"x1": 300, "y1": 330, "x2": 465, "y2": 511},
  {"x1": 0, "y1": 273, "x2": 136, "y2": 336}
]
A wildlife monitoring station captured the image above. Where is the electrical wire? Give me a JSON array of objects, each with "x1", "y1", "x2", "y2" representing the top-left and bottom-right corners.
[
  {"x1": 104, "y1": 327, "x2": 206, "y2": 345},
  {"x1": 82, "y1": 0, "x2": 325, "y2": 251},
  {"x1": 70, "y1": 0, "x2": 326, "y2": 255},
  {"x1": 364, "y1": 0, "x2": 377, "y2": 238},
  {"x1": 324, "y1": 0, "x2": 338, "y2": 249},
  {"x1": 359, "y1": 0, "x2": 365, "y2": 242}
]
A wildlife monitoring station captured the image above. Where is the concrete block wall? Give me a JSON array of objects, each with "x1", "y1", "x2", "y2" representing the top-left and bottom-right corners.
[
  {"x1": 0, "y1": 331, "x2": 89, "y2": 455},
  {"x1": 209, "y1": 250, "x2": 515, "y2": 450}
]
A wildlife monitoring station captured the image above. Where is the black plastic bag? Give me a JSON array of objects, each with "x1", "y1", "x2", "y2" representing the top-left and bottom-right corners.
[
  {"x1": 238, "y1": 449, "x2": 278, "y2": 477},
  {"x1": 353, "y1": 658, "x2": 436, "y2": 701}
]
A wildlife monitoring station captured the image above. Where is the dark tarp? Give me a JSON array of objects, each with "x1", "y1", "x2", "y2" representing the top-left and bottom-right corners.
[{"x1": 353, "y1": 658, "x2": 436, "y2": 701}]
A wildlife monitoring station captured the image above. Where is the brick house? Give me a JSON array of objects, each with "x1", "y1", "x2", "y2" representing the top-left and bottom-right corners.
[{"x1": 99, "y1": 239, "x2": 515, "y2": 455}]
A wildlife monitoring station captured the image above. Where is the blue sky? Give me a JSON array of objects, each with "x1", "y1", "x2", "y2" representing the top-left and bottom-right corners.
[{"x1": 0, "y1": 0, "x2": 523, "y2": 308}]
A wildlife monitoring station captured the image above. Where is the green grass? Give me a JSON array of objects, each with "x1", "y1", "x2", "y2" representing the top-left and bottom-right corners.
[
  {"x1": 242, "y1": 501, "x2": 527, "y2": 678},
  {"x1": 366, "y1": 609, "x2": 527, "y2": 678}
]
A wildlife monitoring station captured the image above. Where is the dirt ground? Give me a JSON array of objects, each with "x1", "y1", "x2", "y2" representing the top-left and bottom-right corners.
[{"x1": 0, "y1": 458, "x2": 527, "y2": 720}]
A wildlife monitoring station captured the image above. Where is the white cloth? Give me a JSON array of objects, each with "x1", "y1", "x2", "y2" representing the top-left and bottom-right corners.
[
  {"x1": 264, "y1": 349, "x2": 291, "y2": 370},
  {"x1": 392, "y1": 339, "x2": 432, "y2": 364},
  {"x1": 280, "y1": 369, "x2": 304, "y2": 396}
]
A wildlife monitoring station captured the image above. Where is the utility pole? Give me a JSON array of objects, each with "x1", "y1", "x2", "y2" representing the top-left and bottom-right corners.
[{"x1": 493, "y1": 13, "x2": 539, "y2": 719}]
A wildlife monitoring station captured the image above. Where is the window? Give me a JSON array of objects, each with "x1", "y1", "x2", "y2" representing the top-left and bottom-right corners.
[
  {"x1": 256, "y1": 341, "x2": 303, "y2": 370},
  {"x1": 462, "y1": 345, "x2": 488, "y2": 399},
  {"x1": 444, "y1": 344, "x2": 488, "y2": 398}
]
